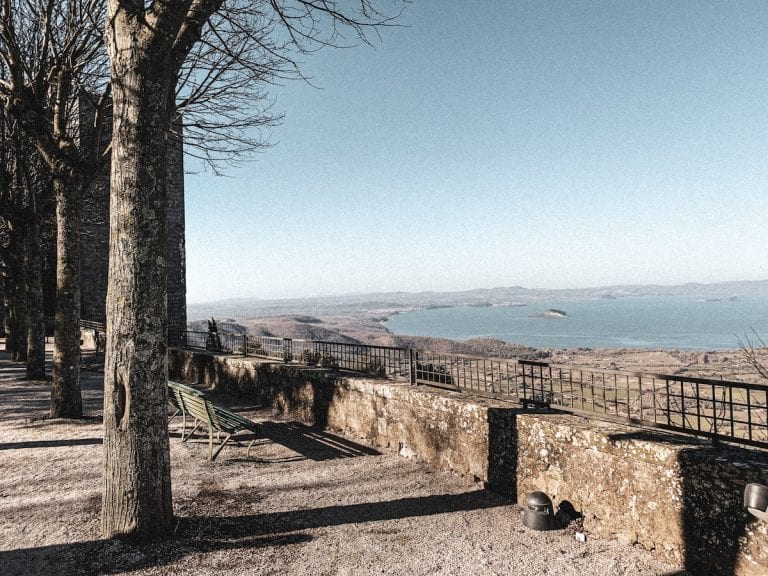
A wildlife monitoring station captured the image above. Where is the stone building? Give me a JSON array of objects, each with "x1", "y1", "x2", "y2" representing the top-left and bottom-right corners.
[{"x1": 49, "y1": 94, "x2": 187, "y2": 336}]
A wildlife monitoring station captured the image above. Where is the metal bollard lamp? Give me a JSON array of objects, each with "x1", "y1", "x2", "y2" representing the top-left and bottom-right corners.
[
  {"x1": 744, "y1": 483, "x2": 768, "y2": 521},
  {"x1": 523, "y1": 491, "x2": 555, "y2": 531}
]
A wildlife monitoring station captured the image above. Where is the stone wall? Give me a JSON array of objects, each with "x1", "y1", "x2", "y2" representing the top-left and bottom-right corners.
[
  {"x1": 514, "y1": 414, "x2": 768, "y2": 575},
  {"x1": 169, "y1": 349, "x2": 768, "y2": 576},
  {"x1": 168, "y1": 350, "x2": 515, "y2": 490}
]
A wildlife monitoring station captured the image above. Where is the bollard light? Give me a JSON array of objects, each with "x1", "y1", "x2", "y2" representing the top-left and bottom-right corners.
[
  {"x1": 744, "y1": 483, "x2": 768, "y2": 521},
  {"x1": 523, "y1": 491, "x2": 555, "y2": 531}
]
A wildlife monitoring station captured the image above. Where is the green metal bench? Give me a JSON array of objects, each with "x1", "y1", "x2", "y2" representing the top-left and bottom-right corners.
[
  {"x1": 168, "y1": 380, "x2": 260, "y2": 461},
  {"x1": 168, "y1": 380, "x2": 206, "y2": 437}
]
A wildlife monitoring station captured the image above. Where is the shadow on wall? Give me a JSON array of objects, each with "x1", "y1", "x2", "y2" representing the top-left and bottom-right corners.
[
  {"x1": 608, "y1": 430, "x2": 768, "y2": 576},
  {"x1": 678, "y1": 445, "x2": 766, "y2": 576},
  {"x1": 169, "y1": 351, "x2": 340, "y2": 427},
  {"x1": 486, "y1": 407, "x2": 519, "y2": 500}
]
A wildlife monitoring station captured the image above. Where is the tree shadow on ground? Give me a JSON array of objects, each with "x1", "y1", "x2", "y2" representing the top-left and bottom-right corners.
[
  {"x1": 256, "y1": 421, "x2": 381, "y2": 461},
  {"x1": 0, "y1": 437, "x2": 102, "y2": 450},
  {"x1": 607, "y1": 430, "x2": 767, "y2": 576},
  {"x1": 0, "y1": 532, "x2": 312, "y2": 576},
  {"x1": 167, "y1": 420, "x2": 378, "y2": 463},
  {"x1": 1, "y1": 489, "x2": 505, "y2": 576},
  {"x1": 181, "y1": 488, "x2": 506, "y2": 535}
]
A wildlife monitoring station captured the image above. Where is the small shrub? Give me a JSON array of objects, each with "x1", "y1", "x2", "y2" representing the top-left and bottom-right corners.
[
  {"x1": 301, "y1": 350, "x2": 321, "y2": 366},
  {"x1": 320, "y1": 353, "x2": 339, "y2": 371},
  {"x1": 415, "y1": 362, "x2": 452, "y2": 385},
  {"x1": 364, "y1": 358, "x2": 386, "y2": 378}
]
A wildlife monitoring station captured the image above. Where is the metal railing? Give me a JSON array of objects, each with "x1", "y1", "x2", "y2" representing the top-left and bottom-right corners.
[
  {"x1": 168, "y1": 331, "x2": 410, "y2": 378},
  {"x1": 412, "y1": 349, "x2": 521, "y2": 398},
  {"x1": 80, "y1": 319, "x2": 106, "y2": 332},
  {"x1": 518, "y1": 360, "x2": 768, "y2": 448},
  {"x1": 163, "y1": 328, "x2": 768, "y2": 449},
  {"x1": 310, "y1": 340, "x2": 410, "y2": 377}
]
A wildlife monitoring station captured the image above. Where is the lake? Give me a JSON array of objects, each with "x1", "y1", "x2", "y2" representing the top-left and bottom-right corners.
[{"x1": 383, "y1": 296, "x2": 768, "y2": 350}]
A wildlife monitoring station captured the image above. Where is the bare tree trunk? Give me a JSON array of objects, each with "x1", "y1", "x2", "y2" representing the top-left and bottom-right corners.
[
  {"x1": 5, "y1": 230, "x2": 27, "y2": 361},
  {"x1": 2, "y1": 284, "x2": 9, "y2": 341},
  {"x1": 2, "y1": 265, "x2": 18, "y2": 356},
  {"x1": 101, "y1": 34, "x2": 173, "y2": 538},
  {"x1": 50, "y1": 176, "x2": 82, "y2": 417},
  {"x1": 24, "y1": 212, "x2": 46, "y2": 379}
]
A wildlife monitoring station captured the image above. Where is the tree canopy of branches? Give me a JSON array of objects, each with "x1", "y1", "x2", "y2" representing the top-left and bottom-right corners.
[{"x1": 739, "y1": 330, "x2": 768, "y2": 382}]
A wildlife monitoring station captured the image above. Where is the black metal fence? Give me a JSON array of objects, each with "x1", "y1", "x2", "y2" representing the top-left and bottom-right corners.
[
  {"x1": 167, "y1": 331, "x2": 410, "y2": 378},
  {"x1": 518, "y1": 360, "x2": 768, "y2": 448},
  {"x1": 412, "y1": 349, "x2": 520, "y2": 398},
  {"x1": 99, "y1": 324, "x2": 768, "y2": 449},
  {"x1": 80, "y1": 319, "x2": 106, "y2": 332}
]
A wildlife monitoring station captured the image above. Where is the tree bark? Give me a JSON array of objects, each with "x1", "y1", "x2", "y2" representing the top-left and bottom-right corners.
[
  {"x1": 24, "y1": 210, "x2": 46, "y2": 379},
  {"x1": 4, "y1": 229, "x2": 27, "y2": 361},
  {"x1": 50, "y1": 175, "x2": 82, "y2": 417},
  {"x1": 101, "y1": 15, "x2": 174, "y2": 537}
]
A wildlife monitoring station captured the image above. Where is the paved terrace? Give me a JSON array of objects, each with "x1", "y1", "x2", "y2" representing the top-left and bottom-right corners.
[{"x1": 0, "y1": 346, "x2": 685, "y2": 575}]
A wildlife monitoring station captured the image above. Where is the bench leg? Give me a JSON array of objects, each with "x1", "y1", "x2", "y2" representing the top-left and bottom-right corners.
[
  {"x1": 185, "y1": 421, "x2": 202, "y2": 442},
  {"x1": 211, "y1": 433, "x2": 232, "y2": 461},
  {"x1": 167, "y1": 408, "x2": 180, "y2": 424}
]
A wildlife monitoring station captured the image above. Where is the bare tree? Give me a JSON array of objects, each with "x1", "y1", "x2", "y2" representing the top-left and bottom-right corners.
[
  {"x1": 0, "y1": 0, "x2": 111, "y2": 415},
  {"x1": 101, "y1": 0, "x2": 403, "y2": 538},
  {"x1": 739, "y1": 330, "x2": 768, "y2": 382},
  {"x1": 0, "y1": 108, "x2": 50, "y2": 378}
]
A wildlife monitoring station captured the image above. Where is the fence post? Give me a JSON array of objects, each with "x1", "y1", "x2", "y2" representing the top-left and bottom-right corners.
[
  {"x1": 409, "y1": 349, "x2": 416, "y2": 386},
  {"x1": 521, "y1": 361, "x2": 528, "y2": 407},
  {"x1": 242, "y1": 334, "x2": 247, "y2": 357}
]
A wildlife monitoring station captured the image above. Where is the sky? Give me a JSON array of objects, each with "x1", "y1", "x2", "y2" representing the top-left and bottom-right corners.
[{"x1": 184, "y1": 1, "x2": 768, "y2": 304}]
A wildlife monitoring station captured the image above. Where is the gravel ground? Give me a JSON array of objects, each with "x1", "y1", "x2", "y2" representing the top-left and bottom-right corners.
[{"x1": 0, "y1": 348, "x2": 687, "y2": 576}]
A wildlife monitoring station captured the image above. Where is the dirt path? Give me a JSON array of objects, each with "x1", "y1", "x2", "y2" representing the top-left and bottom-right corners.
[{"x1": 0, "y1": 350, "x2": 686, "y2": 575}]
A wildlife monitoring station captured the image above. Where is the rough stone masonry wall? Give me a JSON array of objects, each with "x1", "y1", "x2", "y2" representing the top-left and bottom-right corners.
[
  {"x1": 165, "y1": 124, "x2": 187, "y2": 337},
  {"x1": 515, "y1": 414, "x2": 768, "y2": 575},
  {"x1": 169, "y1": 350, "x2": 768, "y2": 576},
  {"x1": 73, "y1": 99, "x2": 186, "y2": 327}
]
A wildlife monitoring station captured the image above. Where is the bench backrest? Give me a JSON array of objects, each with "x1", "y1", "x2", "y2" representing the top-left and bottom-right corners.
[
  {"x1": 168, "y1": 380, "x2": 258, "y2": 435},
  {"x1": 177, "y1": 391, "x2": 217, "y2": 428}
]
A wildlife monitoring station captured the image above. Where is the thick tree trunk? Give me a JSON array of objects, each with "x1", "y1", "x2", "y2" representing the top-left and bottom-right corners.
[
  {"x1": 101, "y1": 40, "x2": 174, "y2": 537},
  {"x1": 50, "y1": 176, "x2": 83, "y2": 417},
  {"x1": 25, "y1": 213, "x2": 46, "y2": 379}
]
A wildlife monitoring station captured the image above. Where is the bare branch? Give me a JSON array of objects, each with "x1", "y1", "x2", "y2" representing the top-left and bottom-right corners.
[{"x1": 738, "y1": 329, "x2": 768, "y2": 382}]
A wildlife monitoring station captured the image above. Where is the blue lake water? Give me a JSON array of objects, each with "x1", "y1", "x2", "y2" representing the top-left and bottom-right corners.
[{"x1": 384, "y1": 296, "x2": 768, "y2": 350}]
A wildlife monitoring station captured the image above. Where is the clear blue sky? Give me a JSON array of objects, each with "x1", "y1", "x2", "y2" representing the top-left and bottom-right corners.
[{"x1": 185, "y1": 1, "x2": 768, "y2": 303}]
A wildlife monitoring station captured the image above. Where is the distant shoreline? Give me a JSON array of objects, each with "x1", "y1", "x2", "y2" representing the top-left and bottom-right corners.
[
  {"x1": 187, "y1": 312, "x2": 767, "y2": 384},
  {"x1": 188, "y1": 278, "x2": 768, "y2": 317}
]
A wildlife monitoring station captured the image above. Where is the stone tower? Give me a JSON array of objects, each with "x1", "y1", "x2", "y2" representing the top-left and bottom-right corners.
[
  {"x1": 166, "y1": 125, "x2": 187, "y2": 337},
  {"x1": 67, "y1": 92, "x2": 187, "y2": 333}
]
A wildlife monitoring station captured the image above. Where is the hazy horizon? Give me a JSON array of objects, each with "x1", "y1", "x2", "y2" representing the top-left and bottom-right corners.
[
  {"x1": 185, "y1": 2, "x2": 768, "y2": 304},
  {"x1": 186, "y1": 277, "x2": 768, "y2": 305}
]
